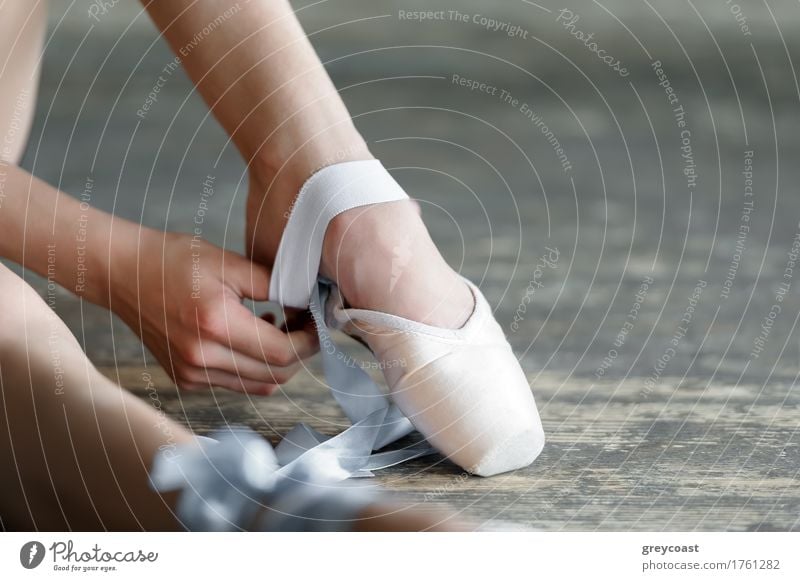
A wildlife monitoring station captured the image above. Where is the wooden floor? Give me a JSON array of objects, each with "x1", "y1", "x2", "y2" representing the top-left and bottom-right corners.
[{"x1": 106, "y1": 365, "x2": 800, "y2": 531}]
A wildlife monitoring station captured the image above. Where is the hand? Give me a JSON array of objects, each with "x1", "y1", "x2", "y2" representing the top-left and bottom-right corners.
[{"x1": 110, "y1": 230, "x2": 318, "y2": 395}]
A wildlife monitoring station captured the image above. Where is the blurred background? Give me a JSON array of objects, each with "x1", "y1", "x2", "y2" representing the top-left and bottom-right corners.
[{"x1": 7, "y1": 1, "x2": 800, "y2": 529}]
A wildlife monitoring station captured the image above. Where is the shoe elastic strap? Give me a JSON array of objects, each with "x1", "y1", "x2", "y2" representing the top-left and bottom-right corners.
[{"x1": 269, "y1": 160, "x2": 409, "y2": 309}]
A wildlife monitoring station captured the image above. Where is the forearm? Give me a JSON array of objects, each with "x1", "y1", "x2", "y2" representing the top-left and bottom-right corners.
[
  {"x1": 0, "y1": 164, "x2": 142, "y2": 307},
  {"x1": 141, "y1": 0, "x2": 370, "y2": 189}
]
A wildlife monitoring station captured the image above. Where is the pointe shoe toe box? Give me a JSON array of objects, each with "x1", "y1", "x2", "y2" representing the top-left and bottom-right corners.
[
  {"x1": 391, "y1": 328, "x2": 545, "y2": 477},
  {"x1": 330, "y1": 282, "x2": 546, "y2": 477}
]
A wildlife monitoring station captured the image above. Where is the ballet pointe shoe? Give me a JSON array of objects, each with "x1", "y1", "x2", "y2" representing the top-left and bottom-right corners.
[{"x1": 325, "y1": 279, "x2": 545, "y2": 476}]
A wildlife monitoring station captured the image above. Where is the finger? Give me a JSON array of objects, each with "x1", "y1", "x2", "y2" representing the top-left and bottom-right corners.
[
  {"x1": 179, "y1": 367, "x2": 279, "y2": 396},
  {"x1": 221, "y1": 302, "x2": 319, "y2": 366},
  {"x1": 208, "y1": 371, "x2": 279, "y2": 395},
  {"x1": 174, "y1": 381, "x2": 210, "y2": 393},
  {"x1": 198, "y1": 341, "x2": 301, "y2": 384},
  {"x1": 228, "y1": 255, "x2": 271, "y2": 302}
]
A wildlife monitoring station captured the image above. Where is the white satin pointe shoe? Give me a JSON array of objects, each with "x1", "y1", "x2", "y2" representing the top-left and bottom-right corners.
[
  {"x1": 325, "y1": 279, "x2": 545, "y2": 476},
  {"x1": 270, "y1": 159, "x2": 546, "y2": 477}
]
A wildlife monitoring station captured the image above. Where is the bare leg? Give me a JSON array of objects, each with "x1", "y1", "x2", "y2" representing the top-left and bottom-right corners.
[
  {"x1": 0, "y1": 2, "x2": 45, "y2": 165},
  {"x1": 0, "y1": 263, "x2": 193, "y2": 530},
  {"x1": 143, "y1": 0, "x2": 474, "y2": 328}
]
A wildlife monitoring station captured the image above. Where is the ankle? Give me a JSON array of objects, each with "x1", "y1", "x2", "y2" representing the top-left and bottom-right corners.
[
  {"x1": 249, "y1": 127, "x2": 373, "y2": 204},
  {"x1": 246, "y1": 133, "x2": 374, "y2": 264}
]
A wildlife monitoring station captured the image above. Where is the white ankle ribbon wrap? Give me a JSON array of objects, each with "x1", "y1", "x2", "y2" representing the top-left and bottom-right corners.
[{"x1": 269, "y1": 160, "x2": 409, "y2": 309}]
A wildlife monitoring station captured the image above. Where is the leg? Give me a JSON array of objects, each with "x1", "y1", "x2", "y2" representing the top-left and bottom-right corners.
[
  {"x1": 143, "y1": 0, "x2": 474, "y2": 328},
  {"x1": 0, "y1": 2, "x2": 46, "y2": 165},
  {"x1": 0, "y1": 263, "x2": 194, "y2": 530}
]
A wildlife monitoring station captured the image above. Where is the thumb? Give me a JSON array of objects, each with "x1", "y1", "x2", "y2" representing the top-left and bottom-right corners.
[{"x1": 228, "y1": 254, "x2": 271, "y2": 302}]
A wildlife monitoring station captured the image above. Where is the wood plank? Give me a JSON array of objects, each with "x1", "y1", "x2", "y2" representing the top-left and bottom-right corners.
[{"x1": 100, "y1": 366, "x2": 800, "y2": 531}]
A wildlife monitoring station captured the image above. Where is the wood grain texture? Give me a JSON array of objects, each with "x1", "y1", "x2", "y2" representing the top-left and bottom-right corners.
[{"x1": 102, "y1": 365, "x2": 800, "y2": 531}]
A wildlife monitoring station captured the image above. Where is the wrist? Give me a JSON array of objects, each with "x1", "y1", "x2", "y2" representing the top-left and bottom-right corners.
[
  {"x1": 105, "y1": 224, "x2": 166, "y2": 314},
  {"x1": 63, "y1": 212, "x2": 136, "y2": 309}
]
